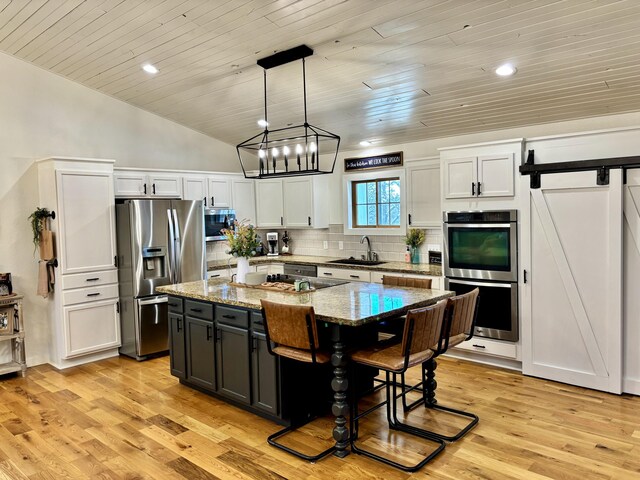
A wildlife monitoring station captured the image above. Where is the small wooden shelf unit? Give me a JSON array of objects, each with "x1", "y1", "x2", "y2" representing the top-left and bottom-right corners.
[{"x1": 0, "y1": 294, "x2": 26, "y2": 377}]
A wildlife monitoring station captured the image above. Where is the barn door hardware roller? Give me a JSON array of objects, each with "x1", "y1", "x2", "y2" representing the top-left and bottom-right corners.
[{"x1": 520, "y1": 150, "x2": 640, "y2": 188}]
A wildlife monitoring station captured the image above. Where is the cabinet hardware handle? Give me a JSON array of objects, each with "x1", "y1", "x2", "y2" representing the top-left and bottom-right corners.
[
  {"x1": 408, "y1": 213, "x2": 412, "y2": 225},
  {"x1": 472, "y1": 344, "x2": 486, "y2": 349},
  {"x1": 216, "y1": 328, "x2": 221, "y2": 342},
  {"x1": 86, "y1": 277, "x2": 100, "y2": 282},
  {"x1": 144, "y1": 183, "x2": 147, "y2": 194},
  {"x1": 308, "y1": 216, "x2": 311, "y2": 226},
  {"x1": 152, "y1": 183, "x2": 156, "y2": 194},
  {"x1": 87, "y1": 293, "x2": 100, "y2": 297},
  {"x1": 114, "y1": 256, "x2": 118, "y2": 267},
  {"x1": 116, "y1": 301, "x2": 120, "y2": 313},
  {"x1": 206, "y1": 325, "x2": 212, "y2": 341},
  {"x1": 523, "y1": 269, "x2": 527, "y2": 284},
  {"x1": 349, "y1": 275, "x2": 360, "y2": 279},
  {"x1": 177, "y1": 318, "x2": 182, "y2": 332},
  {"x1": 280, "y1": 216, "x2": 284, "y2": 226},
  {"x1": 477, "y1": 182, "x2": 482, "y2": 195},
  {"x1": 211, "y1": 196, "x2": 214, "y2": 206},
  {"x1": 168, "y1": 302, "x2": 178, "y2": 307},
  {"x1": 323, "y1": 272, "x2": 333, "y2": 276},
  {"x1": 191, "y1": 308, "x2": 203, "y2": 313},
  {"x1": 210, "y1": 274, "x2": 221, "y2": 278},
  {"x1": 471, "y1": 182, "x2": 475, "y2": 196},
  {"x1": 222, "y1": 314, "x2": 235, "y2": 319},
  {"x1": 251, "y1": 336, "x2": 258, "y2": 352},
  {"x1": 204, "y1": 196, "x2": 207, "y2": 206}
]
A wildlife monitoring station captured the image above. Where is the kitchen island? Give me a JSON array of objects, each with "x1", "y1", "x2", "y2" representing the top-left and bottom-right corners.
[{"x1": 157, "y1": 278, "x2": 453, "y2": 458}]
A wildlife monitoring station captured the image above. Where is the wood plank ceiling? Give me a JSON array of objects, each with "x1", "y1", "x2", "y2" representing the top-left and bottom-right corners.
[{"x1": 1, "y1": 0, "x2": 640, "y2": 151}]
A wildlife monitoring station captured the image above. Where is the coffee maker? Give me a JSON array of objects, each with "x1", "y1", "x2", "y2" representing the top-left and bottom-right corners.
[{"x1": 266, "y1": 232, "x2": 279, "y2": 256}]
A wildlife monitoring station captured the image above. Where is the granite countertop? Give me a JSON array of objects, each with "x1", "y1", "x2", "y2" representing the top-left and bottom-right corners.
[
  {"x1": 157, "y1": 278, "x2": 453, "y2": 327},
  {"x1": 207, "y1": 254, "x2": 442, "y2": 277}
]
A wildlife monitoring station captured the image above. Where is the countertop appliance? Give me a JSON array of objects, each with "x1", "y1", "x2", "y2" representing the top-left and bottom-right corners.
[
  {"x1": 204, "y1": 207, "x2": 235, "y2": 241},
  {"x1": 443, "y1": 210, "x2": 518, "y2": 342},
  {"x1": 116, "y1": 199, "x2": 206, "y2": 359},
  {"x1": 267, "y1": 232, "x2": 279, "y2": 256}
]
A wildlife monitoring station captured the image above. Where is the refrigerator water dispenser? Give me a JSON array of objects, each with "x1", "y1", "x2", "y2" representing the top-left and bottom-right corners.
[{"x1": 142, "y1": 247, "x2": 166, "y2": 280}]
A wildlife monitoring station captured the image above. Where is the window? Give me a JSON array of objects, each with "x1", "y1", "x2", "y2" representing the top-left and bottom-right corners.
[{"x1": 351, "y1": 178, "x2": 401, "y2": 228}]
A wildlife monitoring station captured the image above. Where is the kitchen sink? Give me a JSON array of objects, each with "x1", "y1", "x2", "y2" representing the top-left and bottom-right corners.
[{"x1": 327, "y1": 258, "x2": 386, "y2": 266}]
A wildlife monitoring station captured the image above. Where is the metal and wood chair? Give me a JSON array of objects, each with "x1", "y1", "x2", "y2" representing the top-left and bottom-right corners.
[
  {"x1": 349, "y1": 300, "x2": 448, "y2": 472},
  {"x1": 377, "y1": 275, "x2": 433, "y2": 341},
  {"x1": 402, "y1": 288, "x2": 480, "y2": 441},
  {"x1": 260, "y1": 299, "x2": 336, "y2": 462}
]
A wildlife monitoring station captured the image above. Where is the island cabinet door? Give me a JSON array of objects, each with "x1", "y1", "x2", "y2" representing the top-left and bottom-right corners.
[
  {"x1": 215, "y1": 323, "x2": 251, "y2": 404},
  {"x1": 169, "y1": 313, "x2": 186, "y2": 379},
  {"x1": 185, "y1": 316, "x2": 216, "y2": 391},
  {"x1": 251, "y1": 329, "x2": 279, "y2": 415}
]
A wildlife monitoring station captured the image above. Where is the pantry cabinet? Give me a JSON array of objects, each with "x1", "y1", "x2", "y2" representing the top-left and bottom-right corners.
[{"x1": 443, "y1": 154, "x2": 514, "y2": 199}]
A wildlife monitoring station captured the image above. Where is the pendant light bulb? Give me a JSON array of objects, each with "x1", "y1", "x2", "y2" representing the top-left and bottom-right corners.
[
  {"x1": 309, "y1": 142, "x2": 317, "y2": 153},
  {"x1": 258, "y1": 149, "x2": 266, "y2": 159},
  {"x1": 283, "y1": 146, "x2": 290, "y2": 156},
  {"x1": 272, "y1": 147, "x2": 279, "y2": 157},
  {"x1": 295, "y1": 144, "x2": 303, "y2": 154}
]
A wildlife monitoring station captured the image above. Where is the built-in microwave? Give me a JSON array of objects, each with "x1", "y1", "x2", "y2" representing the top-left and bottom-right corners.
[{"x1": 204, "y1": 208, "x2": 235, "y2": 241}]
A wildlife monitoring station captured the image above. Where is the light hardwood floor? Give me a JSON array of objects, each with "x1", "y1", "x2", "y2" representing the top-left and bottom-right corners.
[{"x1": 0, "y1": 355, "x2": 637, "y2": 479}]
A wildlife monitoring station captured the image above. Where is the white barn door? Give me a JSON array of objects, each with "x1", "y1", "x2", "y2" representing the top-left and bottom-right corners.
[
  {"x1": 624, "y1": 169, "x2": 640, "y2": 394},
  {"x1": 521, "y1": 170, "x2": 623, "y2": 393}
]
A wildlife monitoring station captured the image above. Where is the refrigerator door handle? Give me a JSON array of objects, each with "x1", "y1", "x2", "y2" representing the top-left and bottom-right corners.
[
  {"x1": 172, "y1": 209, "x2": 182, "y2": 283},
  {"x1": 167, "y1": 209, "x2": 176, "y2": 283},
  {"x1": 138, "y1": 296, "x2": 168, "y2": 306}
]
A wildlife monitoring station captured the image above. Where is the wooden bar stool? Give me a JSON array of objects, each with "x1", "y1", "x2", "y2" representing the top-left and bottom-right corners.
[
  {"x1": 377, "y1": 275, "x2": 433, "y2": 341},
  {"x1": 349, "y1": 300, "x2": 448, "y2": 472},
  {"x1": 402, "y1": 288, "x2": 480, "y2": 441},
  {"x1": 260, "y1": 299, "x2": 336, "y2": 462},
  {"x1": 382, "y1": 275, "x2": 432, "y2": 289}
]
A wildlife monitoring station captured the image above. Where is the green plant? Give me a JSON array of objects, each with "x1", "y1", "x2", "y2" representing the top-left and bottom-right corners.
[
  {"x1": 28, "y1": 207, "x2": 51, "y2": 249},
  {"x1": 404, "y1": 228, "x2": 425, "y2": 248},
  {"x1": 221, "y1": 220, "x2": 260, "y2": 258}
]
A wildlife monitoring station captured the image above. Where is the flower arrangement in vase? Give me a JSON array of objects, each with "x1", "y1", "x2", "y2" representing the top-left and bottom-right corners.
[
  {"x1": 404, "y1": 228, "x2": 425, "y2": 264},
  {"x1": 221, "y1": 220, "x2": 260, "y2": 283}
]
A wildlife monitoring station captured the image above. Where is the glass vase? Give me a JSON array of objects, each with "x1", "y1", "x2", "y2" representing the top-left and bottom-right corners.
[{"x1": 410, "y1": 246, "x2": 420, "y2": 264}]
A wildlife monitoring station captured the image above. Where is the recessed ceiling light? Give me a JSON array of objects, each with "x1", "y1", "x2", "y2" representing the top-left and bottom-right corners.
[
  {"x1": 495, "y1": 63, "x2": 517, "y2": 77},
  {"x1": 257, "y1": 119, "x2": 269, "y2": 127},
  {"x1": 359, "y1": 140, "x2": 372, "y2": 147},
  {"x1": 142, "y1": 63, "x2": 159, "y2": 74}
]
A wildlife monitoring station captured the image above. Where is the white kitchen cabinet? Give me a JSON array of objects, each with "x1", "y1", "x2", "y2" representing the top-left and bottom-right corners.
[
  {"x1": 207, "y1": 177, "x2": 232, "y2": 208},
  {"x1": 114, "y1": 171, "x2": 181, "y2": 198},
  {"x1": 182, "y1": 176, "x2": 207, "y2": 203},
  {"x1": 443, "y1": 154, "x2": 514, "y2": 199},
  {"x1": 317, "y1": 267, "x2": 370, "y2": 282},
  {"x1": 450, "y1": 336, "x2": 517, "y2": 360},
  {"x1": 256, "y1": 180, "x2": 285, "y2": 228},
  {"x1": 255, "y1": 263, "x2": 284, "y2": 275},
  {"x1": 232, "y1": 178, "x2": 256, "y2": 224},
  {"x1": 38, "y1": 157, "x2": 121, "y2": 369},
  {"x1": 256, "y1": 176, "x2": 329, "y2": 228},
  {"x1": 407, "y1": 163, "x2": 441, "y2": 227}
]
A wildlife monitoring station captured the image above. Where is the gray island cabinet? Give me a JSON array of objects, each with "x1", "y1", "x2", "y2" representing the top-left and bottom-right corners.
[{"x1": 167, "y1": 295, "x2": 281, "y2": 420}]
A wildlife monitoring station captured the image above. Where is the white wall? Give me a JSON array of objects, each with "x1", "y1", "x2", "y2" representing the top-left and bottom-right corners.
[{"x1": 0, "y1": 51, "x2": 238, "y2": 366}]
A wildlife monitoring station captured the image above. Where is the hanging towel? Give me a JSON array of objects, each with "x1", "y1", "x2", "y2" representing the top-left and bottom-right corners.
[
  {"x1": 37, "y1": 261, "x2": 49, "y2": 298},
  {"x1": 39, "y1": 229, "x2": 54, "y2": 261},
  {"x1": 37, "y1": 224, "x2": 56, "y2": 298}
]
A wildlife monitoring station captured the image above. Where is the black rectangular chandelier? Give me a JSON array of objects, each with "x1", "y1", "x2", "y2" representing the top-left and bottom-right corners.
[{"x1": 236, "y1": 45, "x2": 341, "y2": 179}]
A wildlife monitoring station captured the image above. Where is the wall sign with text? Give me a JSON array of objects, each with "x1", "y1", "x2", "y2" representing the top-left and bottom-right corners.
[{"x1": 344, "y1": 151, "x2": 403, "y2": 171}]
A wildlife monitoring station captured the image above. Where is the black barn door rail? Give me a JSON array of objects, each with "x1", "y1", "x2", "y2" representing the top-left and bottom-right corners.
[{"x1": 520, "y1": 150, "x2": 640, "y2": 188}]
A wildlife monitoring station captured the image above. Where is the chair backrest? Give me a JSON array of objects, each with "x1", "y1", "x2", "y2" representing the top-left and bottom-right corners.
[
  {"x1": 400, "y1": 299, "x2": 448, "y2": 358},
  {"x1": 260, "y1": 300, "x2": 319, "y2": 350},
  {"x1": 445, "y1": 288, "x2": 479, "y2": 346},
  {"x1": 383, "y1": 275, "x2": 432, "y2": 289}
]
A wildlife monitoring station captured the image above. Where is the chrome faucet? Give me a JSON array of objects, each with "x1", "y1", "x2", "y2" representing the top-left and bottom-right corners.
[{"x1": 360, "y1": 235, "x2": 373, "y2": 261}]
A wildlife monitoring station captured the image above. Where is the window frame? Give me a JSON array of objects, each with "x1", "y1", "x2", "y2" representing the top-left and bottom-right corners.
[
  {"x1": 343, "y1": 168, "x2": 407, "y2": 236},
  {"x1": 350, "y1": 177, "x2": 401, "y2": 228}
]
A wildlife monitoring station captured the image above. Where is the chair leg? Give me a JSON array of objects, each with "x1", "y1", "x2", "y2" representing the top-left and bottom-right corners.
[
  {"x1": 402, "y1": 359, "x2": 479, "y2": 442},
  {"x1": 350, "y1": 371, "x2": 446, "y2": 472},
  {"x1": 268, "y1": 422, "x2": 336, "y2": 462}
]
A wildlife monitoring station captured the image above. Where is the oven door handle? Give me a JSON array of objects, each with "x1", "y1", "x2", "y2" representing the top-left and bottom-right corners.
[
  {"x1": 447, "y1": 278, "x2": 514, "y2": 289},
  {"x1": 445, "y1": 223, "x2": 513, "y2": 228}
]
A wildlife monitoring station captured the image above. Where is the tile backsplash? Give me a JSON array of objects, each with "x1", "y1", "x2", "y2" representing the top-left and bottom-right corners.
[{"x1": 207, "y1": 224, "x2": 442, "y2": 263}]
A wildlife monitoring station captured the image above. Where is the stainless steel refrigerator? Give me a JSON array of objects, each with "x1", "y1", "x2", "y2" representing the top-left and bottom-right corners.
[{"x1": 116, "y1": 199, "x2": 205, "y2": 359}]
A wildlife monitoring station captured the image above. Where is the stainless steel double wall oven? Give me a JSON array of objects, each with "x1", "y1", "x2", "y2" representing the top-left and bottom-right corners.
[{"x1": 443, "y1": 210, "x2": 518, "y2": 342}]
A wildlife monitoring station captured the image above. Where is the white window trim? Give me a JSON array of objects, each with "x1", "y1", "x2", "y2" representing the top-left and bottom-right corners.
[{"x1": 343, "y1": 168, "x2": 406, "y2": 236}]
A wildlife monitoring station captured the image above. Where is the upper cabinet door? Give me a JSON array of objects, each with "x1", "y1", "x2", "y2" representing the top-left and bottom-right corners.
[
  {"x1": 148, "y1": 175, "x2": 182, "y2": 198},
  {"x1": 443, "y1": 157, "x2": 477, "y2": 199},
  {"x1": 283, "y1": 178, "x2": 313, "y2": 227},
  {"x1": 256, "y1": 180, "x2": 284, "y2": 228},
  {"x1": 57, "y1": 171, "x2": 117, "y2": 274},
  {"x1": 232, "y1": 179, "x2": 256, "y2": 225},
  {"x1": 113, "y1": 173, "x2": 146, "y2": 197},
  {"x1": 407, "y1": 164, "x2": 441, "y2": 227},
  {"x1": 183, "y1": 176, "x2": 208, "y2": 204},
  {"x1": 208, "y1": 177, "x2": 231, "y2": 207},
  {"x1": 476, "y1": 154, "x2": 514, "y2": 197}
]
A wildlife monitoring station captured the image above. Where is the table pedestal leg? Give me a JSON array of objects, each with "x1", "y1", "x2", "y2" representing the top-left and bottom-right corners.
[{"x1": 330, "y1": 324, "x2": 349, "y2": 458}]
